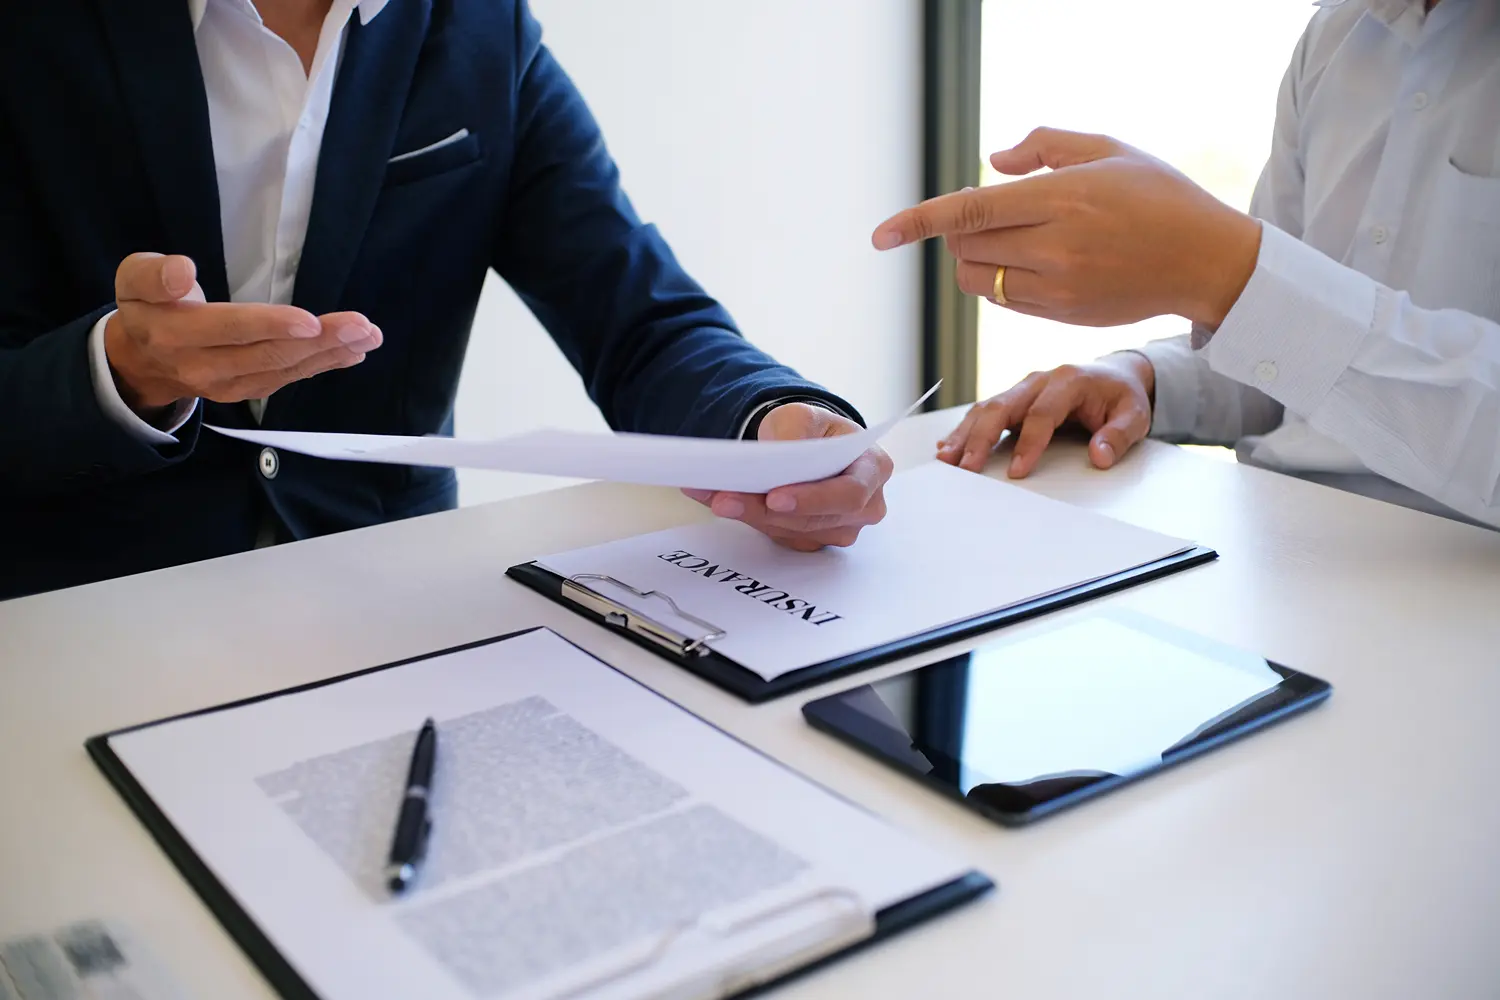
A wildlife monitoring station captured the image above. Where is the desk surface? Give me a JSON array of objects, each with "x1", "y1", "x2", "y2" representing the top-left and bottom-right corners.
[{"x1": 4, "y1": 408, "x2": 1499, "y2": 1000}]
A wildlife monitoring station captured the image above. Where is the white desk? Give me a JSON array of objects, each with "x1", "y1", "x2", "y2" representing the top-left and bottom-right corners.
[{"x1": 4, "y1": 408, "x2": 1499, "y2": 999}]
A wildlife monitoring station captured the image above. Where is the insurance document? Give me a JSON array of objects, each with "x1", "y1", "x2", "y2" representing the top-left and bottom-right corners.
[
  {"x1": 102, "y1": 629, "x2": 976, "y2": 1000},
  {"x1": 535, "y1": 462, "x2": 1197, "y2": 681},
  {"x1": 207, "y1": 386, "x2": 938, "y2": 494}
]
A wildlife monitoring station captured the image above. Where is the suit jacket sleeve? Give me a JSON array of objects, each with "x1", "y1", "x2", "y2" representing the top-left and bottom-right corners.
[
  {"x1": 490, "y1": 0, "x2": 861, "y2": 439},
  {"x1": 0, "y1": 107, "x2": 199, "y2": 500}
]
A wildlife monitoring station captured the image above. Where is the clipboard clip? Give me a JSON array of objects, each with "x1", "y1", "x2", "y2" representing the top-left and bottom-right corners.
[
  {"x1": 561, "y1": 574, "x2": 727, "y2": 659},
  {"x1": 549, "y1": 883, "x2": 872, "y2": 1000}
]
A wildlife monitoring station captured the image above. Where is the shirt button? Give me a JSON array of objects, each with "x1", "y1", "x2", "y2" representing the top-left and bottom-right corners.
[
  {"x1": 1412, "y1": 92, "x2": 1429, "y2": 110},
  {"x1": 259, "y1": 447, "x2": 280, "y2": 480},
  {"x1": 1254, "y1": 361, "x2": 1278, "y2": 383},
  {"x1": 1371, "y1": 224, "x2": 1389, "y2": 244}
]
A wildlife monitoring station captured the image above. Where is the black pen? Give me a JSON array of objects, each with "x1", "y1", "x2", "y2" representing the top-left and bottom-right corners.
[{"x1": 386, "y1": 717, "x2": 437, "y2": 894}]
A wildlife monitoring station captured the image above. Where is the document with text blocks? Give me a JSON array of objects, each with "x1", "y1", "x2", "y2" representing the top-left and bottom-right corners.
[
  {"x1": 509, "y1": 462, "x2": 1216, "y2": 701},
  {"x1": 87, "y1": 628, "x2": 990, "y2": 1000}
]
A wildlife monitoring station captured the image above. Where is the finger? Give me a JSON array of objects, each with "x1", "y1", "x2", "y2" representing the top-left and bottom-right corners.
[
  {"x1": 989, "y1": 127, "x2": 1122, "y2": 175},
  {"x1": 138, "y1": 300, "x2": 325, "y2": 347},
  {"x1": 680, "y1": 488, "x2": 713, "y2": 505},
  {"x1": 948, "y1": 227, "x2": 1048, "y2": 268},
  {"x1": 959, "y1": 399, "x2": 1017, "y2": 473},
  {"x1": 209, "y1": 344, "x2": 368, "y2": 402},
  {"x1": 871, "y1": 177, "x2": 1053, "y2": 249},
  {"x1": 708, "y1": 491, "x2": 846, "y2": 534},
  {"x1": 1007, "y1": 376, "x2": 1087, "y2": 479},
  {"x1": 115, "y1": 253, "x2": 200, "y2": 305},
  {"x1": 937, "y1": 405, "x2": 984, "y2": 463},
  {"x1": 1088, "y1": 398, "x2": 1151, "y2": 470},
  {"x1": 767, "y1": 525, "x2": 864, "y2": 550},
  {"x1": 954, "y1": 259, "x2": 1042, "y2": 304},
  {"x1": 940, "y1": 375, "x2": 1049, "y2": 468},
  {"x1": 238, "y1": 324, "x2": 382, "y2": 375},
  {"x1": 765, "y1": 447, "x2": 889, "y2": 517}
]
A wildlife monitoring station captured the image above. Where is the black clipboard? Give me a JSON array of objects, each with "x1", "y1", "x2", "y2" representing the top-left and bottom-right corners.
[
  {"x1": 85, "y1": 627, "x2": 993, "y2": 1000},
  {"x1": 507, "y1": 544, "x2": 1218, "y2": 704}
]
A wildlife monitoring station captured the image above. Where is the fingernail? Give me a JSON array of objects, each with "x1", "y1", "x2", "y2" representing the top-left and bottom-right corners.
[
  {"x1": 163, "y1": 257, "x2": 193, "y2": 295},
  {"x1": 337, "y1": 324, "x2": 373, "y2": 344},
  {"x1": 682, "y1": 489, "x2": 711, "y2": 503},
  {"x1": 1008, "y1": 458, "x2": 1024, "y2": 478},
  {"x1": 292, "y1": 319, "x2": 321, "y2": 339},
  {"x1": 1097, "y1": 440, "x2": 1115, "y2": 463},
  {"x1": 365, "y1": 324, "x2": 383, "y2": 347},
  {"x1": 345, "y1": 335, "x2": 379, "y2": 352},
  {"x1": 872, "y1": 229, "x2": 904, "y2": 250},
  {"x1": 714, "y1": 497, "x2": 745, "y2": 518},
  {"x1": 767, "y1": 493, "x2": 796, "y2": 513}
]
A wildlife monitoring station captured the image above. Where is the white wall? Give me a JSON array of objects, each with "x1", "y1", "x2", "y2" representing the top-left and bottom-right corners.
[{"x1": 454, "y1": 0, "x2": 925, "y2": 506}]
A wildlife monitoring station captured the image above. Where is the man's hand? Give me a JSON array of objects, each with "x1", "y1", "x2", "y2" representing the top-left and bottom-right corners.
[
  {"x1": 871, "y1": 128, "x2": 1262, "y2": 330},
  {"x1": 104, "y1": 252, "x2": 382, "y2": 419},
  {"x1": 681, "y1": 403, "x2": 893, "y2": 551},
  {"x1": 938, "y1": 352, "x2": 1155, "y2": 478}
]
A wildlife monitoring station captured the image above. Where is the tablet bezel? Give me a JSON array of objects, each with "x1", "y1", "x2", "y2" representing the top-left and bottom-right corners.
[{"x1": 801, "y1": 617, "x2": 1332, "y2": 826}]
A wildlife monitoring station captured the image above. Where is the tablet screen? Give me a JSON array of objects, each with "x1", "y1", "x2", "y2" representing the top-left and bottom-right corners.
[{"x1": 803, "y1": 611, "x2": 1329, "y2": 822}]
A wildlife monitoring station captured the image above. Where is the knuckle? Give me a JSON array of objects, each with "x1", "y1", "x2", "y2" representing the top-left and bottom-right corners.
[
  {"x1": 958, "y1": 194, "x2": 990, "y2": 233},
  {"x1": 826, "y1": 528, "x2": 862, "y2": 548}
]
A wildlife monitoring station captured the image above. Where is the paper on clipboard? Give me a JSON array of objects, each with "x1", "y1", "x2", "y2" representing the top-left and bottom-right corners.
[{"x1": 207, "y1": 385, "x2": 939, "y2": 493}]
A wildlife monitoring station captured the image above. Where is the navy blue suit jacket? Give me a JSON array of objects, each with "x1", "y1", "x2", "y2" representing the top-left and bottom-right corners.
[{"x1": 0, "y1": 0, "x2": 858, "y2": 600}]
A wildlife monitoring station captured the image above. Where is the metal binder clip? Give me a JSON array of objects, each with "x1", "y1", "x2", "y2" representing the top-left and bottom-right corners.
[{"x1": 561, "y1": 574, "x2": 727, "y2": 658}]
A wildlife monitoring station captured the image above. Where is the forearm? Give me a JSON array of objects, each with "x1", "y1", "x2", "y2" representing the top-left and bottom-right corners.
[
  {"x1": 0, "y1": 309, "x2": 198, "y2": 497},
  {"x1": 1200, "y1": 223, "x2": 1500, "y2": 527}
]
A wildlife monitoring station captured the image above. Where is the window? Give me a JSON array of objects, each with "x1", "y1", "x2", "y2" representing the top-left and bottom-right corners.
[{"x1": 925, "y1": 1, "x2": 1318, "y2": 404}]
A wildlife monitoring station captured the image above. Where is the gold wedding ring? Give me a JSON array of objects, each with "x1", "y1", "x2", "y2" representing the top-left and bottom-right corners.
[{"x1": 992, "y1": 265, "x2": 1008, "y2": 306}]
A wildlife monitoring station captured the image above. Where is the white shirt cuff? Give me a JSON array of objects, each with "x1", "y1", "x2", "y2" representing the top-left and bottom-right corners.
[
  {"x1": 1198, "y1": 222, "x2": 1376, "y2": 418},
  {"x1": 88, "y1": 310, "x2": 198, "y2": 445},
  {"x1": 1122, "y1": 339, "x2": 1198, "y2": 440}
]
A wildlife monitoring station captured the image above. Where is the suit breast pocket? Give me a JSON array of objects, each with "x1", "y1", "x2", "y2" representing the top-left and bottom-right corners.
[
  {"x1": 384, "y1": 128, "x2": 481, "y2": 187},
  {"x1": 1408, "y1": 158, "x2": 1500, "y2": 321}
]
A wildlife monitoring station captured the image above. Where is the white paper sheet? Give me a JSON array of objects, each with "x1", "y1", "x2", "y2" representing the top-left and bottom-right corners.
[
  {"x1": 205, "y1": 386, "x2": 938, "y2": 493},
  {"x1": 106, "y1": 629, "x2": 974, "y2": 1000},
  {"x1": 536, "y1": 462, "x2": 1197, "y2": 681}
]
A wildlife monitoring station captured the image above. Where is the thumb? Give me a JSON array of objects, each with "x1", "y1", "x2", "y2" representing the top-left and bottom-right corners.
[
  {"x1": 990, "y1": 127, "x2": 1123, "y2": 176},
  {"x1": 115, "y1": 252, "x2": 199, "y2": 305},
  {"x1": 1088, "y1": 403, "x2": 1149, "y2": 469}
]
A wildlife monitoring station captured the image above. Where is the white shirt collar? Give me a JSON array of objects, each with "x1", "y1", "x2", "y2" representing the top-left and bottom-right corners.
[{"x1": 187, "y1": 0, "x2": 390, "y2": 34}]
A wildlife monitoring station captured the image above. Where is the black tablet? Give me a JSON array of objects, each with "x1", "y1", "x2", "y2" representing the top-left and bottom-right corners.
[{"x1": 802, "y1": 611, "x2": 1331, "y2": 825}]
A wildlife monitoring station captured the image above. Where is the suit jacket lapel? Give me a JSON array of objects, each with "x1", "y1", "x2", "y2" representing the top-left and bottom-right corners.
[
  {"x1": 292, "y1": 0, "x2": 432, "y2": 320},
  {"x1": 94, "y1": 0, "x2": 230, "y2": 303}
]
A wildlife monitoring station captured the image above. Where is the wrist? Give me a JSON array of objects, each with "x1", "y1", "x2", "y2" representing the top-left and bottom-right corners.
[
  {"x1": 1184, "y1": 209, "x2": 1261, "y2": 331},
  {"x1": 1107, "y1": 350, "x2": 1156, "y2": 406},
  {"x1": 103, "y1": 312, "x2": 178, "y2": 419}
]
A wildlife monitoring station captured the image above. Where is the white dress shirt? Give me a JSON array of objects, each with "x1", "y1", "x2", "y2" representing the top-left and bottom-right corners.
[{"x1": 1137, "y1": 0, "x2": 1500, "y2": 528}]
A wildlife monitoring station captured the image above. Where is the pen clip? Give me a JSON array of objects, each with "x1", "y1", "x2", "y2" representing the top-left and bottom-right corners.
[{"x1": 561, "y1": 574, "x2": 727, "y2": 659}]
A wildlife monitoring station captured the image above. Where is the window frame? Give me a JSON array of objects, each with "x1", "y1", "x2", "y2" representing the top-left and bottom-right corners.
[{"x1": 920, "y1": 0, "x2": 983, "y2": 411}]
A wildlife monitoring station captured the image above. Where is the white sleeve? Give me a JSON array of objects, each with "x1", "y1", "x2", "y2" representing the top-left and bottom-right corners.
[
  {"x1": 87, "y1": 310, "x2": 197, "y2": 445},
  {"x1": 1134, "y1": 22, "x2": 1312, "y2": 444},
  {"x1": 1198, "y1": 222, "x2": 1500, "y2": 528}
]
